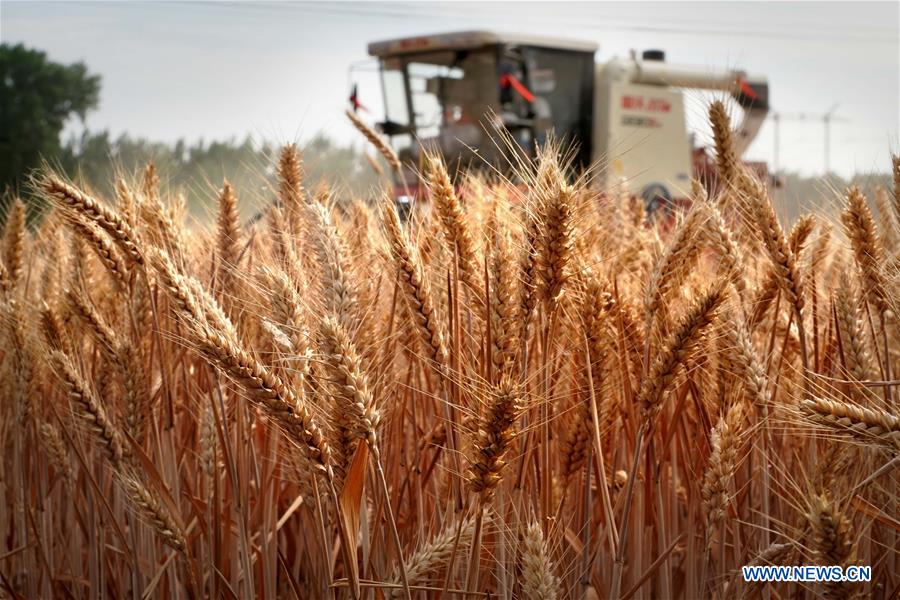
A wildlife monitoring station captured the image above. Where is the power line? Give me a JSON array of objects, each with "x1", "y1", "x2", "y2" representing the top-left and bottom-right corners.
[
  {"x1": 772, "y1": 107, "x2": 851, "y2": 174},
  {"x1": 199, "y1": 2, "x2": 898, "y2": 44},
  {"x1": 268, "y1": 3, "x2": 898, "y2": 44}
]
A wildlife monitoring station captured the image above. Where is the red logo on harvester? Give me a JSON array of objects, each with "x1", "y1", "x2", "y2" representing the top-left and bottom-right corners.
[{"x1": 622, "y1": 95, "x2": 671, "y2": 113}]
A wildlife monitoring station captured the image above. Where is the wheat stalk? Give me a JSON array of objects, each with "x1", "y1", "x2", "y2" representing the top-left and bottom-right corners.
[{"x1": 891, "y1": 154, "x2": 900, "y2": 224}]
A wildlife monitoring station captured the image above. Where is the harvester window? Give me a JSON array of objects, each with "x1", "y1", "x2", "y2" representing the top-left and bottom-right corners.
[
  {"x1": 408, "y1": 60, "x2": 458, "y2": 138},
  {"x1": 380, "y1": 64, "x2": 412, "y2": 156},
  {"x1": 521, "y1": 47, "x2": 594, "y2": 168},
  {"x1": 396, "y1": 48, "x2": 498, "y2": 158},
  {"x1": 381, "y1": 64, "x2": 409, "y2": 125}
]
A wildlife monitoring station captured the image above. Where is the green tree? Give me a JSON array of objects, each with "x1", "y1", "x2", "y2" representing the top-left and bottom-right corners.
[{"x1": 0, "y1": 43, "x2": 100, "y2": 193}]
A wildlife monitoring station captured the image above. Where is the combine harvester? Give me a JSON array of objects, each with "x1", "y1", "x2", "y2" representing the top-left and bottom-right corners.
[{"x1": 356, "y1": 30, "x2": 769, "y2": 210}]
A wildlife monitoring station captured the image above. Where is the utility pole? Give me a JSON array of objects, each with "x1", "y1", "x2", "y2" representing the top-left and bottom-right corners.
[
  {"x1": 772, "y1": 112, "x2": 780, "y2": 173},
  {"x1": 823, "y1": 103, "x2": 840, "y2": 175},
  {"x1": 770, "y1": 108, "x2": 849, "y2": 175}
]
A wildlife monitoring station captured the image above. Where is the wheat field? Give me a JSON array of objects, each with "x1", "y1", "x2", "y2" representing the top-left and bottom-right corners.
[{"x1": 1, "y1": 102, "x2": 899, "y2": 599}]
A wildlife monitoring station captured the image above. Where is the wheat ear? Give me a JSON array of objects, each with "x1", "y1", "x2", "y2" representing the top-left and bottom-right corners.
[
  {"x1": 66, "y1": 289, "x2": 148, "y2": 442},
  {"x1": 645, "y1": 203, "x2": 708, "y2": 325},
  {"x1": 48, "y1": 349, "x2": 129, "y2": 468},
  {"x1": 520, "y1": 521, "x2": 560, "y2": 600},
  {"x1": 562, "y1": 279, "x2": 614, "y2": 479},
  {"x1": 467, "y1": 375, "x2": 522, "y2": 500},
  {"x1": 120, "y1": 475, "x2": 187, "y2": 553},
  {"x1": 519, "y1": 187, "x2": 542, "y2": 330},
  {"x1": 709, "y1": 101, "x2": 739, "y2": 189},
  {"x1": 841, "y1": 186, "x2": 888, "y2": 314},
  {"x1": 140, "y1": 161, "x2": 159, "y2": 200},
  {"x1": 346, "y1": 110, "x2": 401, "y2": 173},
  {"x1": 148, "y1": 248, "x2": 334, "y2": 476},
  {"x1": 489, "y1": 227, "x2": 520, "y2": 381},
  {"x1": 38, "y1": 422, "x2": 75, "y2": 489},
  {"x1": 2, "y1": 198, "x2": 26, "y2": 290},
  {"x1": 703, "y1": 200, "x2": 747, "y2": 301},
  {"x1": 873, "y1": 187, "x2": 899, "y2": 250},
  {"x1": 0, "y1": 261, "x2": 9, "y2": 297},
  {"x1": 38, "y1": 301, "x2": 70, "y2": 356},
  {"x1": 534, "y1": 164, "x2": 573, "y2": 308},
  {"x1": 735, "y1": 542, "x2": 795, "y2": 600},
  {"x1": 2, "y1": 300, "x2": 34, "y2": 426},
  {"x1": 317, "y1": 316, "x2": 380, "y2": 450},
  {"x1": 40, "y1": 174, "x2": 143, "y2": 265},
  {"x1": 807, "y1": 494, "x2": 855, "y2": 600},
  {"x1": 788, "y1": 213, "x2": 817, "y2": 255},
  {"x1": 380, "y1": 194, "x2": 449, "y2": 375},
  {"x1": 216, "y1": 179, "x2": 241, "y2": 288},
  {"x1": 834, "y1": 274, "x2": 873, "y2": 390},
  {"x1": 425, "y1": 153, "x2": 482, "y2": 298},
  {"x1": 702, "y1": 402, "x2": 744, "y2": 544},
  {"x1": 277, "y1": 143, "x2": 304, "y2": 235},
  {"x1": 639, "y1": 284, "x2": 728, "y2": 419},
  {"x1": 750, "y1": 542, "x2": 794, "y2": 567},
  {"x1": 306, "y1": 200, "x2": 359, "y2": 328},
  {"x1": 800, "y1": 397, "x2": 900, "y2": 452},
  {"x1": 745, "y1": 174, "x2": 805, "y2": 317},
  {"x1": 114, "y1": 177, "x2": 137, "y2": 228},
  {"x1": 389, "y1": 513, "x2": 478, "y2": 597},
  {"x1": 318, "y1": 313, "x2": 411, "y2": 598},
  {"x1": 720, "y1": 315, "x2": 768, "y2": 409},
  {"x1": 64, "y1": 213, "x2": 131, "y2": 290},
  {"x1": 749, "y1": 211, "x2": 816, "y2": 326}
]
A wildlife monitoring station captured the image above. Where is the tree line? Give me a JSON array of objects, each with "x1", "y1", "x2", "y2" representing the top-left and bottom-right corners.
[{"x1": 1, "y1": 42, "x2": 381, "y2": 222}]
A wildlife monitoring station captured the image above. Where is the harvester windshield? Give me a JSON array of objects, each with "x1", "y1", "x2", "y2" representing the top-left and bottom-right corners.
[{"x1": 380, "y1": 48, "x2": 498, "y2": 164}]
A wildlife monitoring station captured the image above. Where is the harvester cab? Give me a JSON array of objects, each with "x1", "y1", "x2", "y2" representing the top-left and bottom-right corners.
[
  {"x1": 361, "y1": 30, "x2": 769, "y2": 208},
  {"x1": 366, "y1": 32, "x2": 596, "y2": 172}
]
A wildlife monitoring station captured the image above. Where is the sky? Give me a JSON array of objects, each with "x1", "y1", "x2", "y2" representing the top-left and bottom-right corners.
[{"x1": 2, "y1": 1, "x2": 898, "y2": 178}]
